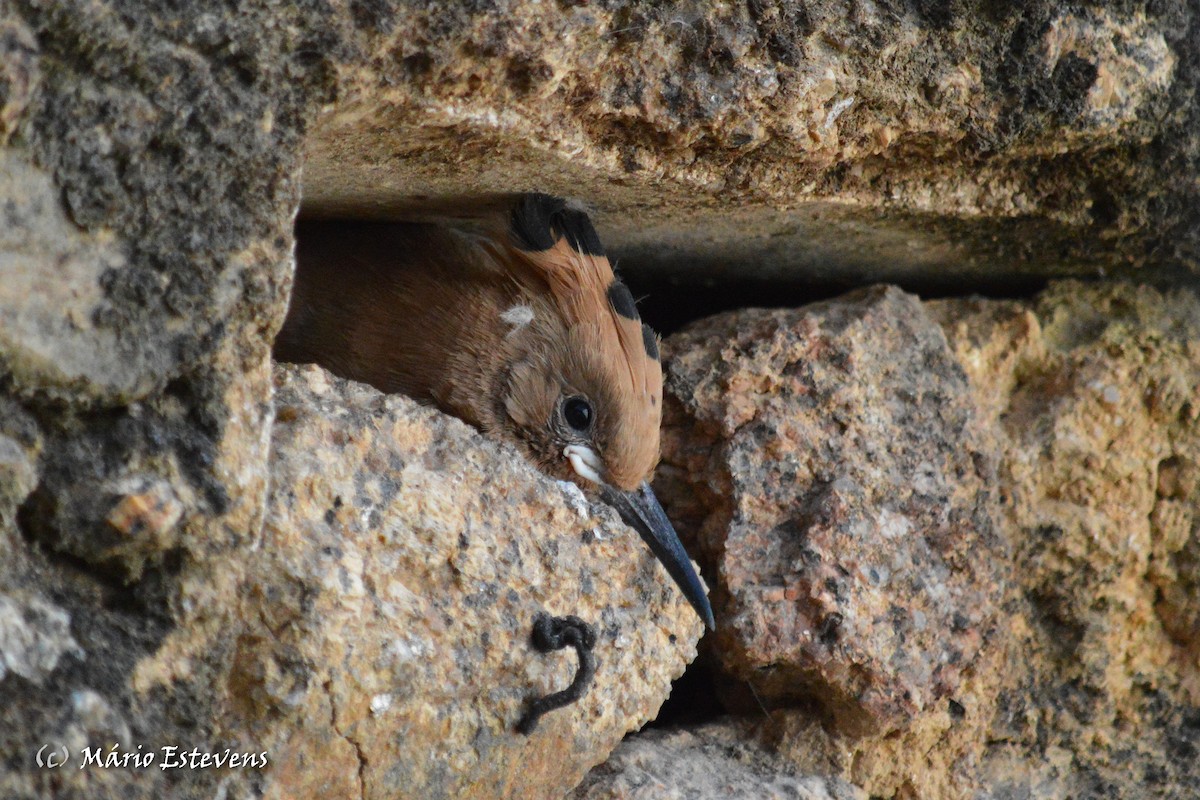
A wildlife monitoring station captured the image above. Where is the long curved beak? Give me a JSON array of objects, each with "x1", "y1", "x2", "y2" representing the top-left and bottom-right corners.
[{"x1": 601, "y1": 481, "x2": 715, "y2": 630}]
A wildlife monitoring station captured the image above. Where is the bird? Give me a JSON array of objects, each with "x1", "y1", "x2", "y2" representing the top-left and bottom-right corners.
[{"x1": 274, "y1": 193, "x2": 715, "y2": 630}]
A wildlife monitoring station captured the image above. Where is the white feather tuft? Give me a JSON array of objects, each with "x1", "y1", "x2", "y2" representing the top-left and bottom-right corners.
[{"x1": 500, "y1": 304, "x2": 534, "y2": 334}]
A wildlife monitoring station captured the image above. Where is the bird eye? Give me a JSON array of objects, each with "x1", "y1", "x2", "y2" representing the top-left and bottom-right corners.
[{"x1": 563, "y1": 396, "x2": 594, "y2": 432}]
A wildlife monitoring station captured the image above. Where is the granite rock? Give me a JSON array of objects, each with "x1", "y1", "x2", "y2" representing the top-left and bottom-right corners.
[
  {"x1": 237, "y1": 365, "x2": 701, "y2": 799},
  {"x1": 653, "y1": 281, "x2": 1200, "y2": 799},
  {"x1": 660, "y1": 285, "x2": 1007, "y2": 737},
  {"x1": 927, "y1": 281, "x2": 1200, "y2": 800},
  {"x1": 2, "y1": 1, "x2": 1198, "y2": 798},
  {"x1": 0, "y1": 4, "x2": 323, "y2": 791}
]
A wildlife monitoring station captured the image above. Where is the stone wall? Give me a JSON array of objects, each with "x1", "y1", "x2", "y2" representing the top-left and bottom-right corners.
[
  {"x1": 627, "y1": 281, "x2": 1199, "y2": 799},
  {"x1": 1, "y1": 1, "x2": 1197, "y2": 799}
]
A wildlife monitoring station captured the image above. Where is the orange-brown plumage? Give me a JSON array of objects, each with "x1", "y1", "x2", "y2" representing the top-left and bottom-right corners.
[
  {"x1": 499, "y1": 234, "x2": 663, "y2": 491},
  {"x1": 275, "y1": 194, "x2": 712, "y2": 628}
]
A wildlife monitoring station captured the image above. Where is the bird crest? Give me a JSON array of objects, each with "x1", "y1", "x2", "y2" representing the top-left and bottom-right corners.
[{"x1": 499, "y1": 193, "x2": 664, "y2": 492}]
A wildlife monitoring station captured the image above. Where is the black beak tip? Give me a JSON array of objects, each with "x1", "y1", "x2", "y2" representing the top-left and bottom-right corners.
[
  {"x1": 602, "y1": 482, "x2": 717, "y2": 633},
  {"x1": 663, "y1": 565, "x2": 715, "y2": 632},
  {"x1": 697, "y1": 596, "x2": 716, "y2": 632}
]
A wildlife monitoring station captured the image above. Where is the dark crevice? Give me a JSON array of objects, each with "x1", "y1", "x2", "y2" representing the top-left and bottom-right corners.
[
  {"x1": 644, "y1": 654, "x2": 726, "y2": 729},
  {"x1": 620, "y1": 258, "x2": 1200, "y2": 337},
  {"x1": 622, "y1": 269, "x2": 1057, "y2": 337}
]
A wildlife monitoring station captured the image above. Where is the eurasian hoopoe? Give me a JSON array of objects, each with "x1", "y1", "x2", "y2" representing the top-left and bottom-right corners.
[{"x1": 274, "y1": 193, "x2": 714, "y2": 629}]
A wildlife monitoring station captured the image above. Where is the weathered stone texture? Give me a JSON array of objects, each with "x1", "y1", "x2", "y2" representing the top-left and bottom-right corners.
[
  {"x1": 1, "y1": 0, "x2": 325, "y2": 629},
  {"x1": 2, "y1": 2, "x2": 710, "y2": 798},
  {"x1": 645, "y1": 280, "x2": 1200, "y2": 799},
  {"x1": 0, "y1": 3, "x2": 321, "y2": 795},
  {"x1": 571, "y1": 721, "x2": 866, "y2": 800},
  {"x1": 1, "y1": 365, "x2": 702, "y2": 800},
  {"x1": 929, "y1": 281, "x2": 1200, "y2": 799},
  {"x1": 303, "y1": 0, "x2": 1200, "y2": 287},
  {"x1": 2, "y1": 1, "x2": 1199, "y2": 799},
  {"x1": 660, "y1": 286, "x2": 1007, "y2": 737},
  {"x1": 237, "y1": 366, "x2": 700, "y2": 800}
]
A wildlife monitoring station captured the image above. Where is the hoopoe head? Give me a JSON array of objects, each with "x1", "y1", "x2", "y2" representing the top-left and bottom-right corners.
[
  {"x1": 488, "y1": 194, "x2": 714, "y2": 629},
  {"x1": 494, "y1": 196, "x2": 662, "y2": 493}
]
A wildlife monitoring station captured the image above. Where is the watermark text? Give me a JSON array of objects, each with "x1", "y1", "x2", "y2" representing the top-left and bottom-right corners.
[{"x1": 36, "y1": 743, "x2": 268, "y2": 771}]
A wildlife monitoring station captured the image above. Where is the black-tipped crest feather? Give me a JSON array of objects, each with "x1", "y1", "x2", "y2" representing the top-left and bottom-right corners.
[
  {"x1": 510, "y1": 193, "x2": 605, "y2": 257},
  {"x1": 557, "y1": 208, "x2": 605, "y2": 257},
  {"x1": 641, "y1": 323, "x2": 659, "y2": 361},
  {"x1": 607, "y1": 282, "x2": 639, "y2": 320}
]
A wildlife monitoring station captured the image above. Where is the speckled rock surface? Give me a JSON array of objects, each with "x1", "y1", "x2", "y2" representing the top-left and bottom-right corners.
[
  {"x1": 652, "y1": 280, "x2": 1200, "y2": 799},
  {"x1": 0, "y1": 364, "x2": 701, "y2": 800},
  {"x1": 240, "y1": 365, "x2": 701, "y2": 799},
  {"x1": 926, "y1": 281, "x2": 1200, "y2": 800},
  {"x1": 570, "y1": 720, "x2": 865, "y2": 800},
  {"x1": 659, "y1": 286, "x2": 1007, "y2": 737},
  {"x1": 302, "y1": 0, "x2": 1200, "y2": 288},
  {"x1": 1, "y1": 2, "x2": 320, "y2": 796}
]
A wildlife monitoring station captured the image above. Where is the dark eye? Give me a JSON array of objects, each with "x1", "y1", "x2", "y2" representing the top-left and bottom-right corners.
[{"x1": 563, "y1": 396, "x2": 594, "y2": 432}]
